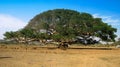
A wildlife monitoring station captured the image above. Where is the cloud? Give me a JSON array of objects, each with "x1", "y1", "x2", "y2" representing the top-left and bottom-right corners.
[
  {"x1": 93, "y1": 14, "x2": 120, "y2": 26},
  {"x1": 0, "y1": 14, "x2": 27, "y2": 39}
]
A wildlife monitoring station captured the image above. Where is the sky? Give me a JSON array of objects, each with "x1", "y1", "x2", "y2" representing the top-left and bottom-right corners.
[{"x1": 0, "y1": 0, "x2": 120, "y2": 39}]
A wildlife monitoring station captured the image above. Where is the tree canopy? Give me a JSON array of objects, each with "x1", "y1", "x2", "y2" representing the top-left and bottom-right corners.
[{"x1": 4, "y1": 9, "x2": 117, "y2": 44}]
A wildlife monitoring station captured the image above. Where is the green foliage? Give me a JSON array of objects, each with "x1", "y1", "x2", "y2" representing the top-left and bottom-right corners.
[
  {"x1": 51, "y1": 34, "x2": 62, "y2": 41},
  {"x1": 4, "y1": 31, "x2": 18, "y2": 39},
  {"x1": 39, "y1": 33, "x2": 50, "y2": 39},
  {"x1": 19, "y1": 28, "x2": 36, "y2": 38},
  {"x1": 4, "y1": 9, "x2": 117, "y2": 43}
]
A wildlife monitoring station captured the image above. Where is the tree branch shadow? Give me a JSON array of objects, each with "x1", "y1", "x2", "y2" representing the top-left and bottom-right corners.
[{"x1": 0, "y1": 56, "x2": 12, "y2": 59}]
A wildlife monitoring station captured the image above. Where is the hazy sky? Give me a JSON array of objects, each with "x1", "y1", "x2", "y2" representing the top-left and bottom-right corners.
[{"x1": 0, "y1": 0, "x2": 120, "y2": 39}]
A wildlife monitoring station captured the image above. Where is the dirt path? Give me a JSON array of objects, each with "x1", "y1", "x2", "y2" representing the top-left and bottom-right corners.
[{"x1": 0, "y1": 45, "x2": 120, "y2": 67}]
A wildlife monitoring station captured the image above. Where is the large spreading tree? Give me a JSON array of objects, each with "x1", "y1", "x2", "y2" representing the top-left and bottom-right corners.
[{"x1": 4, "y1": 9, "x2": 117, "y2": 44}]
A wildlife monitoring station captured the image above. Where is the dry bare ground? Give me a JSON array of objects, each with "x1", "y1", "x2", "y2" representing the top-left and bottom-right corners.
[{"x1": 0, "y1": 44, "x2": 120, "y2": 67}]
